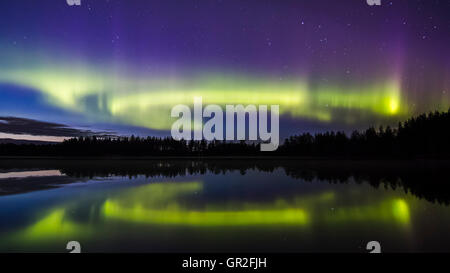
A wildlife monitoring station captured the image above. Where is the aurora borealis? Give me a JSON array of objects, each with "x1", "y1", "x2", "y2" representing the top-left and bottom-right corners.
[
  {"x1": 0, "y1": 0, "x2": 449, "y2": 139},
  {"x1": 2, "y1": 179, "x2": 415, "y2": 247}
]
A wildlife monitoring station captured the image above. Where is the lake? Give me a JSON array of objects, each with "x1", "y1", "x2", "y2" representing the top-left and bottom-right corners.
[{"x1": 0, "y1": 158, "x2": 450, "y2": 252}]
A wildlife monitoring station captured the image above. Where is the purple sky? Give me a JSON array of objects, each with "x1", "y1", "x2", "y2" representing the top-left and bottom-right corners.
[{"x1": 0, "y1": 0, "x2": 449, "y2": 140}]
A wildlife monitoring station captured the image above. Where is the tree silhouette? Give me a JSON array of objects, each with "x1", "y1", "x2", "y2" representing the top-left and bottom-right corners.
[{"x1": 1, "y1": 109, "x2": 449, "y2": 158}]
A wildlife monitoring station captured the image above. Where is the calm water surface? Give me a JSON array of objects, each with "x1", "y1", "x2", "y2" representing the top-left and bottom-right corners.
[{"x1": 0, "y1": 159, "x2": 449, "y2": 252}]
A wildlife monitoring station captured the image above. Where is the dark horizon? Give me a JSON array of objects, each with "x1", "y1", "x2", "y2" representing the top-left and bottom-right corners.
[{"x1": 1, "y1": 109, "x2": 449, "y2": 158}]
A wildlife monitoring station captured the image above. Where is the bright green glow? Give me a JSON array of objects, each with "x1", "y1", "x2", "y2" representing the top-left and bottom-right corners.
[
  {"x1": 13, "y1": 209, "x2": 91, "y2": 241},
  {"x1": 102, "y1": 200, "x2": 309, "y2": 226},
  {"x1": 391, "y1": 199, "x2": 410, "y2": 224},
  {"x1": 0, "y1": 65, "x2": 408, "y2": 130},
  {"x1": 0, "y1": 68, "x2": 105, "y2": 110},
  {"x1": 100, "y1": 182, "x2": 310, "y2": 226},
  {"x1": 99, "y1": 182, "x2": 411, "y2": 227},
  {"x1": 312, "y1": 81, "x2": 403, "y2": 116},
  {"x1": 325, "y1": 198, "x2": 411, "y2": 225},
  {"x1": 5, "y1": 183, "x2": 415, "y2": 248}
]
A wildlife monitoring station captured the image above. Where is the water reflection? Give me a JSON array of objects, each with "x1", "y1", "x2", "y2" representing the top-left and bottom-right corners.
[
  {"x1": 102, "y1": 182, "x2": 310, "y2": 226},
  {"x1": 100, "y1": 182, "x2": 411, "y2": 227},
  {"x1": 0, "y1": 170, "x2": 62, "y2": 179},
  {"x1": 1, "y1": 159, "x2": 449, "y2": 203},
  {"x1": 14, "y1": 209, "x2": 93, "y2": 241},
  {"x1": 0, "y1": 159, "x2": 449, "y2": 252}
]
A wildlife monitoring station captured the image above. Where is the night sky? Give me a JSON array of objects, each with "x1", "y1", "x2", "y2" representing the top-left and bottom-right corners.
[{"x1": 0, "y1": 0, "x2": 449, "y2": 140}]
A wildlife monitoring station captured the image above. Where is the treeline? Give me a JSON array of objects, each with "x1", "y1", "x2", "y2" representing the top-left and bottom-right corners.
[
  {"x1": 280, "y1": 110, "x2": 450, "y2": 157},
  {"x1": 0, "y1": 110, "x2": 450, "y2": 158},
  {"x1": 62, "y1": 136, "x2": 261, "y2": 156},
  {"x1": 0, "y1": 136, "x2": 261, "y2": 156}
]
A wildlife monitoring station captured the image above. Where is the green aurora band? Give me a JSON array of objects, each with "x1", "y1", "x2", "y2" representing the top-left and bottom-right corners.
[
  {"x1": 0, "y1": 63, "x2": 410, "y2": 131},
  {"x1": 5, "y1": 181, "x2": 413, "y2": 246}
]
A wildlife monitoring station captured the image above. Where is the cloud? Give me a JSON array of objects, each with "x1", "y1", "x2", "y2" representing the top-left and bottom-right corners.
[{"x1": 0, "y1": 116, "x2": 113, "y2": 137}]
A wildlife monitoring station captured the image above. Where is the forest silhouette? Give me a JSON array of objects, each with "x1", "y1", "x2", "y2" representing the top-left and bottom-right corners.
[{"x1": 1, "y1": 109, "x2": 450, "y2": 158}]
